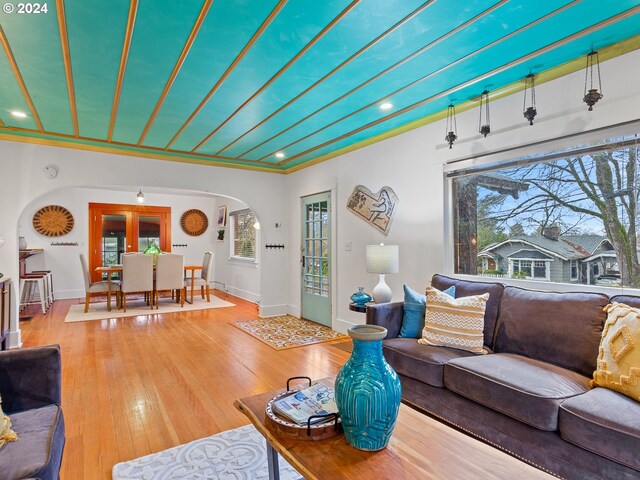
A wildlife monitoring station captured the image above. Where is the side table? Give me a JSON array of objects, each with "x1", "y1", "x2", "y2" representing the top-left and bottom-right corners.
[{"x1": 348, "y1": 302, "x2": 374, "y2": 313}]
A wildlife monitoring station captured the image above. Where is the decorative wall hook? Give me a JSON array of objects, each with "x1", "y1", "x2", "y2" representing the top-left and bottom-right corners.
[{"x1": 265, "y1": 244, "x2": 285, "y2": 249}]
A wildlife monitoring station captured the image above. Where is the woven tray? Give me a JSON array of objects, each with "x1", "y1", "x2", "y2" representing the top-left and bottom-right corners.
[
  {"x1": 32, "y1": 205, "x2": 74, "y2": 237},
  {"x1": 180, "y1": 209, "x2": 208, "y2": 236}
]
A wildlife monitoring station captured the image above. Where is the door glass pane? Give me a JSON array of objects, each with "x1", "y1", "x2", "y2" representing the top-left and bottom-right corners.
[
  {"x1": 138, "y1": 216, "x2": 161, "y2": 252},
  {"x1": 303, "y1": 200, "x2": 329, "y2": 297},
  {"x1": 102, "y1": 214, "x2": 126, "y2": 280}
]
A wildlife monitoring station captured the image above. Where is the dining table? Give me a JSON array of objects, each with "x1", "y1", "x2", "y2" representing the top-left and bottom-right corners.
[{"x1": 95, "y1": 264, "x2": 203, "y2": 311}]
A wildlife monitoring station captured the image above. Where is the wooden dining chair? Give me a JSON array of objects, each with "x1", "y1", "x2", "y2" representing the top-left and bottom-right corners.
[
  {"x1": 120, "y1": 253, "x2": 154, "y2": 312},
  {"x1": 79, "y1": 254, "x2": 121, "y2": 312},
  {"x1": 185, "y1": 251, "x2": 213, "y2": 302},
  {"x1": 154, "y1": 253, "x2": 185, "y2": 309}
]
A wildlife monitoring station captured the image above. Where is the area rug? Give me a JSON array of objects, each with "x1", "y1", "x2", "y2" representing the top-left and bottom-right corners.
[
  {"x1": 330, "y1": 340, "x2": 354, "y2": 354},
  {"x1": 112, "y1": 424, "x2": 301, "y2": 480},
  {"x1": 232, "y1": 315, "x2": 347, "y2": 350},
  {"x1": 65, "y1": 295, "x2": 235, "y2": 322}
]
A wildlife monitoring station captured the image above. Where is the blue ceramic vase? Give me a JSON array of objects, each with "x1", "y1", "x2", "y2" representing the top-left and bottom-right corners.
[
  {"x1": 350, "y1": 287, "x2": 372, "y2": 306},
  {"x1": 335, "y1": 325, "x2": 402, "y2": 451}
]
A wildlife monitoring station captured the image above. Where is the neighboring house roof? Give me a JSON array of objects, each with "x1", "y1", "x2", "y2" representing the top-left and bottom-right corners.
[
  {"x1": 582, "y1": 250, "x2": 618, "y2": 262},
  {"x1": 479, "y1": 234, "x2": 609, "y2": 261},
  {"x1": 507, "y1": 249, "x2": 554, "y2": 260}
]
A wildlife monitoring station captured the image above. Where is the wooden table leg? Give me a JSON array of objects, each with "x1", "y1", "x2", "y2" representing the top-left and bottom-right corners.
[
  {"x1": 189, "y1": 268, "x2": 195, "y2": 304},
  {"x1": 266, "y1": 441, "x2": 280, "y2": 480},
  {"x1": 107, "y1": 274, "x2": 112, "y2": 312}
]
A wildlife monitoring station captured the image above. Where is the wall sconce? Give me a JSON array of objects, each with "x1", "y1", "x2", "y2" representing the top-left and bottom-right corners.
[
  {"x1": 523, "y1": 73, "x2": 537, "y2": 125},
  {"x1": 253, "y1": 221, "x2": 261, "y2": 230},
  {"x1": 444, "y1": 104, "x2": 458, "y2": 149},
  {"x1": 583, "y1": 50, "x2": 603, "y2": 111},
  {"x1": 136, "y1": 190, "x2": 145, "y2": 203},
  {"x1": 478, "y1": 89, "x2": 490, "y2": 137}
]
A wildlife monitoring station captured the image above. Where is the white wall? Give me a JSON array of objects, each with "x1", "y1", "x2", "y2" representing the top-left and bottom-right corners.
[
  {"x1": 0, "y1": 145, "x2": 288, "y2": 347},
  {"x1": 286, "y1": 48, "x2": 640, "y2": 333},
  {"x1": 212, "y1": 197, "x2": 261, "y2": 303}
]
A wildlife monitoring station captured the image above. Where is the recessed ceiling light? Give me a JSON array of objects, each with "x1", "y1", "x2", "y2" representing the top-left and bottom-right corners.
[
  {"x1": 275, "y1": 151, "x2": 286, "y2": 159},
  {"x1": 10, "y1": 110, "x2": 27, "y2": 118},
  {"x1": 379, "y1": 102, "x2": 393, "y2": 110}
]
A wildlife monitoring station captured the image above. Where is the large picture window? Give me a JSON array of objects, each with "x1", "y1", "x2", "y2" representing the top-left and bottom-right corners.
[
  {"x1": 449, "y1": 134, "x2": 639, "y2": 288},
  {"x1": 230, "y1": 209, "x2": 257, "y2": 261}
]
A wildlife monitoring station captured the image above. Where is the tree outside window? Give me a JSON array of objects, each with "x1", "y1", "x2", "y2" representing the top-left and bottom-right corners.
[{"x1": 230, "y1": 209, "x2": 257, "y2": 260}]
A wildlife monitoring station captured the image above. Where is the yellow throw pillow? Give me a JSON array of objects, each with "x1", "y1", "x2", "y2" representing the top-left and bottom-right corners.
[
  {"x1": 591, "y1": 302, "x2": 640, "y2": 401},
  {"x1": 0, "y1": 394, "x2": 18, "y2": 448},
  {"x1": 419, "y1": 286, "x2": 489, "y2": 354}
]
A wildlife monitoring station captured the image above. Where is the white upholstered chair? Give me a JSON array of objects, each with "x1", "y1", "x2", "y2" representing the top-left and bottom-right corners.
[
  {"x1": 120, "y1": 253, "x2": 154, "y2": 312},
  {"x1": 154, "y1": 253, "x2": 185, "y2": 308},
  {"x1": 185, "y1": 251, "x2": 213, "y2": 302},
  {"x1": 79, "y1": 254, "x2": 121, "y2": 313}
]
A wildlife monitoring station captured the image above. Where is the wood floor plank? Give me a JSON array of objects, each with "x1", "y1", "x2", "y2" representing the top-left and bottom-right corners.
[{"x1": 18, "y1": 292, "x2": 349, "y2": 479}]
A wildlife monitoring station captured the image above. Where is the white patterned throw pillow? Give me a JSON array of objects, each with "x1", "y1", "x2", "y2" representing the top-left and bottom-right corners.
[{"x1": 418, "y1": 286, "x2": 489, "y2": 354}]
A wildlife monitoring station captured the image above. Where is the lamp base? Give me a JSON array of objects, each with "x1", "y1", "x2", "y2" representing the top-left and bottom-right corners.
[{"x1": 372, "y1": 274, "x2": 392, "y2": 303}]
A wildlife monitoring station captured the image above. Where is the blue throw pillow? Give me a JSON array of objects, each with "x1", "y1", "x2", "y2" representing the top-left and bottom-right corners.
[{"x1": 399, "y1": 284, "x2": 455, "y2": 338}]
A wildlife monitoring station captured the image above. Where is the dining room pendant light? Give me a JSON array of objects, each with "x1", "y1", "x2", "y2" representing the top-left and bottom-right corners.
[
  {"x1": 523, "y1": 73, "x2": 537, "y2": 125},
  {"x1": 444, "y1": 104, "x2": 458, "y2": 149},
  {"x1": 136, "y1": 190, "x2": 145, "y2": 203},
  {"x1": 478, "y1": 89, "x2": 490, "y2": 137},
  {"x1": 583, "y1": 50, "x2": 603, "y2": 111}
]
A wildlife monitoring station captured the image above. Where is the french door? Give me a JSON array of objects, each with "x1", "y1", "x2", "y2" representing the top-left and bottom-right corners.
[
  {"x1": 301, "y1": 192, "x2": 331, "y2": 326},
  {"x1": 89, "y1": 203, "x2": 171, "y2": 282}
]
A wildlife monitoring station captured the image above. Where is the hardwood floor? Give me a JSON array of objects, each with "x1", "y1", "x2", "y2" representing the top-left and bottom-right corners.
[{"x1": 19, "y1": 292, "x2": 349, "y2": 480}]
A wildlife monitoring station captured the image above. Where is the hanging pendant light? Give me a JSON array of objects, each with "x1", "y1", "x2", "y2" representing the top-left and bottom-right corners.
[
  {"x1": 478, "y1": 89, "x2": 490, "y2": 137},
  {"x1": 444, "y1": 104, "x2": 457, "y2": 149},
  {"x1": 136, "y1": 189, "x2": 145, "y2": 203},
  {"x1": 523, "y1": 73, "x2": 537, "y2": 126},
  {"x1": 583, "y1": 50, "x2": 603, "y2": 111}
]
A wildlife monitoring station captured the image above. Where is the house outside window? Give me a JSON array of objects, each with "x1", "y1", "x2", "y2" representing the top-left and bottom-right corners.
[
  {"x1": 570, "y1": 260, "x2": 578, "y2": 280},
  {"x1": 230, "y1": 209, "x2": 257, "y2": 261},
  {"x1": 448, "y1": 133, "x2": 638, "y2": 289}
]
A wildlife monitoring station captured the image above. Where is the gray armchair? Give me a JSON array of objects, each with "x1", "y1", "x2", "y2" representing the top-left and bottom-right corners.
[{"x1": 0, "y1": 345, "x2": 65, "y2": 480}]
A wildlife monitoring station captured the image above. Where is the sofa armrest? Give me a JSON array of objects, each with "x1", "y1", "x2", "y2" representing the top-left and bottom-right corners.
[
  {"x1": 366, "y1": 302, "x2": 404, "y2": 339},
  {"x1": 0, "y1": 345, "x2": 62, "y2": 413}
]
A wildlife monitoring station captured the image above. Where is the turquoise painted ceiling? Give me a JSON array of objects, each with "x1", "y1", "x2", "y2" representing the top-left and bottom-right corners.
[{"x1": 0, "y1": 0, "x2": 639, "y2": 171}]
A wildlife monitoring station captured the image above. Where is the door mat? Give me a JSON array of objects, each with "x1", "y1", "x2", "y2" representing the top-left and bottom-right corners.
[
  {"x1": 112, "y1": 424, "x2": 301, "y2": 480},
  {"x1": 232, "y1": 315, "x2": 347, "y2": 350},
  {"x1": 330, "y1": 340, "x2": 353, "y2": 354}
]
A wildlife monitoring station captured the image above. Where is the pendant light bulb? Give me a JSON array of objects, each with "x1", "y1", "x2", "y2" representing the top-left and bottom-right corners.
[{"x1": 137, "y1": 190, "x2": 145, "y2": 203}]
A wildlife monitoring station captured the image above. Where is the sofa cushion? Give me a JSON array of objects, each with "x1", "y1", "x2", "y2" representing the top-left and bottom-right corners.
[
  {"x1": 383, "y1": 338, "x2": 480, "y2": 388},
  {"x1": 610, "y1": 295, "x2": 640, "y2": 309},
  {"x1": 399, "y1": 284, "x2": 455, "y2": 338},
  {"x1": 0, "y1": 404, "x2": 65, "y2": 480},
  {"x1": 431, "y1": 274, "x2": 503, "y2": 348},
  {"x1": 494, "y1": 287, "x2": 608, "y2": 376},
  {"x1": 559, "y1": 387, "x2": 640, "y2": 471},
  {"x1": 419, "y1": 287, "x2": 489, "y2": 354},
  {"x1": 591, "y1": 302, "x2": 640, "y2": 401},
  {"x1": 445, "y1": 353, "x2": 591, "y2": 431}
]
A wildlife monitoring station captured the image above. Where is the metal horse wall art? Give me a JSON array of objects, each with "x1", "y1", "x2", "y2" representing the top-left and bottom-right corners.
[{"x1": 347, "y1": 185, "x2": 399, "y2": 235}]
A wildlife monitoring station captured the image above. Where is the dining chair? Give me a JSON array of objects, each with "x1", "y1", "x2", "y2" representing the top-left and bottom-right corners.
[
  {"x1": 79, "y1": 254, "x2": 121, "y2": 313},
  {"x1": 154, "y1": 253, "x2": 185, "y2": 309},
  {"x1": 120, "y1": 253, "x2": 154, "y2": 312},
  {"x1": 185, "y1": 251, "x2": 213, "y2": 302}
]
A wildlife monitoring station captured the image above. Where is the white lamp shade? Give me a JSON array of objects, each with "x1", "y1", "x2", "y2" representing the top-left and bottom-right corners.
[{"x1": 366, "y1": 244, "x2": 399, "y2": 274}]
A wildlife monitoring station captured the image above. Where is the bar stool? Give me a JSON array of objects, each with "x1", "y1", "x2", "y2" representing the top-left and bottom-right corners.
[
  {"x1": 20, "y1": 273, "x2": 48, "y2": 314},
  {"x1": 31, "y1": 270, "x2": 54, "y2": 308}
]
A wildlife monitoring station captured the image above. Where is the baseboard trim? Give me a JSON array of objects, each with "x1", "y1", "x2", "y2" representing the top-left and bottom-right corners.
[
  {"x1": 334, "y1": 316, "x2": 358, "y2": 334},
  {"x1": 225, "y1": 286, "x2": 259, "y2": 304},
  {"x1": 259, "y1": 304, "x2": 288, "y2": 317}
]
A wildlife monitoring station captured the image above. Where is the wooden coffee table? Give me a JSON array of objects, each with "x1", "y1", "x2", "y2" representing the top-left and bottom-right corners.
[{"x1": 234, "y1": 380, "x2": 556, "y2": 480}]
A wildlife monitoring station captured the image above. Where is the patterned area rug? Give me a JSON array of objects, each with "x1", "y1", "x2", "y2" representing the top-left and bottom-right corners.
[
  {"x1": 112, "y1": 424, "x2": 301, "y2": 480},
  {"x1": 65, "y1": 295, "x2": 234, "y2": 322},
  {"x1": 232, "y1": 315, "x2": 347, "y2": 350}
]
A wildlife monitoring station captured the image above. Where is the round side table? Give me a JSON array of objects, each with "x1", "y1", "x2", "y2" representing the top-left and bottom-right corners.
[{"x1": 349, "y1": 302, "x2": 374, "y2": 313}]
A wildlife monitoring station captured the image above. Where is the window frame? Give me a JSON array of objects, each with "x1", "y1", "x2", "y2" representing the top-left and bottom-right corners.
[
  {"x1": 228, "y1": 208, "x2": 259, "y2": 263},
  {"x1": 443, "y1": 120, "x2": 640, "y2": 296}
]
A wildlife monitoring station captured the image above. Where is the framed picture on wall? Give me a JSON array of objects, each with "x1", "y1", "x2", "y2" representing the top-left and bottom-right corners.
[{"x1": 217, "y1": 205, "x2": 227, "y2": 227}]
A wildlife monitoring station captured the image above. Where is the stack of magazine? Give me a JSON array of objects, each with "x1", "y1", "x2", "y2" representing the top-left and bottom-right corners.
[{"x1": 272, "y1": 383, "x2": 339, "y2": 425}]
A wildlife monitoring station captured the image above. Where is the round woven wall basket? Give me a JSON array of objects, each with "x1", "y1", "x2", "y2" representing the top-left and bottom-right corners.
[
  {"x1": 181, "y1": 209, "x2": 208, "y2": 236},
  {"x1": 32, "y1": 205, "x2": 74, "y2": 237}
]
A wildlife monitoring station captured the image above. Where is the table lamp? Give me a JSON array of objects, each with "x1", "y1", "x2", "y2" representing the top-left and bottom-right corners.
[{"x1": 366, "y1": 243, "x2": 399, "y2": 303}]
